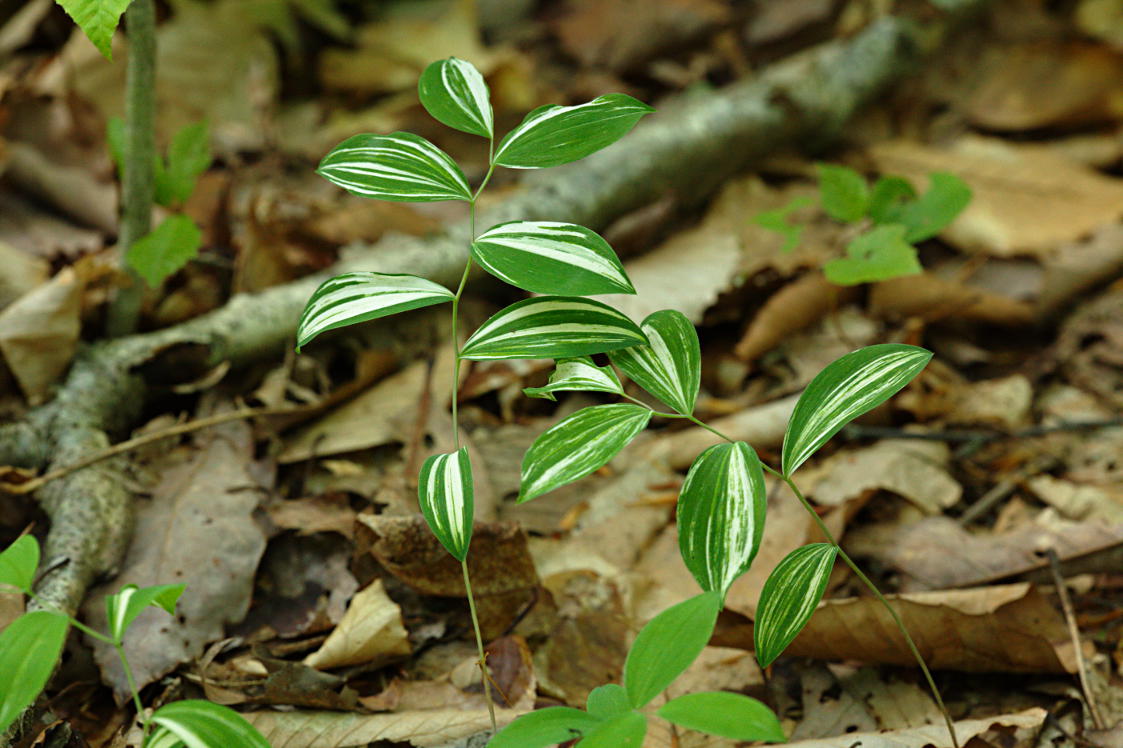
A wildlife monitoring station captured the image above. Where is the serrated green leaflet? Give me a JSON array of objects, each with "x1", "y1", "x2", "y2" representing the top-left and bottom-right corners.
[
  {"x1": 823, "y1": 224, "x2": 922, "y2": 285},
  {"x1": 418, "y1": 447, "x2": 474, "y2": 561},
  {"x1": 586, "y1": 684, "x2": 630, "y2": 718},
  {"x1": 55, "y1": 0, "x2": 132, "y2": 59},
  {"x1": 624, "y1": 591, "x2": 721, "y2": 708},
  {"x1": 494, "y1": 94, "x2": 654, "y2": 169},
  {"x1": 755, "y1": 543, "x2": 837, "y2": 668},
  {"x1": 524, "y1": 357, "x2": 624, "y2": 401},
  {"x1": 471, "y1": 221, "x2": 634, "y2": 296},
  {"x1": 150, "y1": 699, "x2": 270, "y2": 748},
  {"x1": 609, "y1": 310, "x2": 700, "y2": 414},
  {"x1": 0, "y1": 611, "x2": 69, "y2": 734},
  {"x1": 105, "y1": 583, "x2": 185, "y2": 644},
  {"x1": 751, "y1": 196, "x2": 814, "y2": 253},
  {"x1": 577, "y1": 711, "x2": 646, "y2": 747},
  {"x1": 488, "y1": 706, "x2": 603, "y2": 748},
  {"x1": 0, "y1": 535, "x2": 38, "y2": 592},
  {"x1": 296, "y1": 272, "x2": 454, "y2": 351},
  {"x1": 519, "y1": 403, "x2": 651, "y2": 503},
  {"x1": 891, "y1": 172, "x2": 972, "y2": 242},
  {"x1": 868, "y1": 176, "x2": 916, "y2": 224},
  {"x1": 126, "y1": 214, "x2": 202, "y2": 288},
  {"x1": 817, "y1": 163, "x2": 869, "y2": 223},
  {"x1": 658, "y1": 692, "x2": 786, "y2": 742},
  {"x1": 418, "y1": 57, "x2": 493, "y2": 138},
  {"x1": 460, "y1": 296, "x2": 647, "y2": 361},
  {"x1": 677, "y1": 442, "x2": 767, "y2": 595},
  {"x1": 782, "y1": 343, "x2": 932, "y2": 476},
  {"x1": 156, "y1": 121, "x2": 212, "y2": 207},
  {"x1": 318, "y1": 132, "x2": 471, "y2": 202}
]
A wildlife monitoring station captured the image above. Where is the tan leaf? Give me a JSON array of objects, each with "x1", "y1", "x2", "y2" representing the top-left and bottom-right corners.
[
  {"x1": 785, "y1": 707, "x2": 1046, "y2": 747},
  {"x1": 0, "y1": 266, "x2": 81, "y2": 403},
  {"x1": 244, "y1": 707, "x2": 519, "y2": 748},
  {"x1": 304, "y1": 580, "x2": 411, "y2": 670}
]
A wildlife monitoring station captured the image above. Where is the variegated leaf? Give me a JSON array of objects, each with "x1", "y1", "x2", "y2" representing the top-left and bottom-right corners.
[
  {"x1": 677, "y1": 442, "x2": 767, "y2": 596},
  {"x1": 494, "y1": 94, "x2": 654, "y2": 169},
  {"x1": 105, "y1": 583, "x2": 184, "y2": 644},
  {"x1": 519, "y1": 404, "x2": 651, "y2": 503},
  {"x1": 754, "y1": 543, "x2": 838, "y2": 668},
  {"x1": 471, "y1": 221, "x2": 634, "y2": 296},
  {"x1": 317, "y1": 132, "x2": 471, "y2": 202},
  {"x1": 609, "y1": 310, "x2": 700, "y2": 414},
  {"x1": 782, "y1": 344, "x2": 932, "y2": 475},
  {"x1": 150, "y1": 699, "x2": 270, "y2": 748},
  {"x1": 418, "y1": 57, "x2": 493, "y2": 138},
  {"x1": 296, "y1": 273, "x2": 454, "y2": 351},
  {"x1": 524, "y1": 357, "x2": 624, "y2": 401},
  {"x1": 418, "y1": 447, "x2": 474, "y2": 561},
  {"x1": 459, "y1": 296, "x2": 647, "y2": 361}
]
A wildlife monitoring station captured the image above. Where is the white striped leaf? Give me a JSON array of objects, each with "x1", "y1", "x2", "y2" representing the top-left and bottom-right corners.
[
  {"x1": 471, "y1": 221, "x2": 635, "y2": 296},
  {"x1": 624, "y1": 591, "x2": 722, "y2": 708},
  {"x1": 296, "y1": 273, "x2": 454, "y2": 351},
  {"x1": 524, "y1": 356, "x2": 624, "y2": 401},
  {"x1": 494, "y1": 94, "x2": 654, "y2": 169},
  {"x1": 519, "y1": 403, "x2": 651, "y2": 503},
  {"x1": 609, "y1": 310, "x2": 700, "y2": 414},
  {"x1": 677, "y1": 442, "x2": 767, "y2": 596},
  {"x1": 150, "y1": 699, "x2": 270, "y2": 748},
  {"x1": 317, "y1": 132, "x2": 471, "y2": 202},
  {"x1": 460, "y1": 296, "x2": 647, "y2": 361},
  {"x1": 754, "y1": 543, "x2": 838, "y2": 668},
  {"x1": 0, "y1": 611, "x2": 69, "y2": 735},
  {"x1": 418, "y1": 447, "x2": 474, "y2": 561},
  {"x1": 105, "y1": 583, "x2": 184, "y2": 644},
  {"x1": 782, "y1": 344, "x2": 932, "y2": 476},
  {"x1": 418, "y1": 57, "x2": 493, "y2": 138}
]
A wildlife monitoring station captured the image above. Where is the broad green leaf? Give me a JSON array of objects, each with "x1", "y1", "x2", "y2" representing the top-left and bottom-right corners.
[
  {"x1": 488, "y1": 707, "x2": 603, "y2": 748},
  {"x1": 125, "y1": 214, "x2": 202, "y2": 288},
  {"x1": 658, "y1": 692, "x2": 786, "y2": 742},
  {"x1": 867, "y1": 176, "x2": 916, "y2": 224},
  {"x1": 144, "y1": 727, "x2": 184, "y2": 748},
  {"x1": 751, "y1": 196, "x2": 814, "y2": 253},
  {"x1": 418, "y1": 57, "x2": 493, "y2": 138},
  {"x1": 471, "y1": 221, "x2": 634, "y2": 296},
  {"x1": 609, "y1": 310, "x2": 700, "y2": 415},
  {"x1": 156, "y1": 121, "x2": 212, "y2": 207},
  {"x1": 817, "y1": 163, "x2": 869, "y2": 223},
  {"x1": 519, "y1": 404, "x2": 651, "y2": 503},
  {"x1": 494, "y1": 94, "x2": 654, "y2": 169},
  {"x1": 418, "y1": 447, "x2": 474, "y2": 562},
  {"x1": 55, "y1": 0, "x2": 132, "y2": 59},
  {"x1": 296, "y1": 272, "x2": 454, "y2": 352},
  {"x1": 524, "y1": 357, "x2": 624, "y2": 401},
  {"x1": 577, "y1": 711, "x2": 646, "y2": 747},
  {"x1": 150, "y1": 700, "x2": 270, "y2": 748},
  {"x1": 624, "y1": 591, "x2": 722, "y2": 708},
  {"x1": 317, "y1": 132, "x2": 471, "y2": 202},
  {"x1": 892, "y1": 172, "x2": 972, "y2": 242},
  {"x1": 105, "y1": 583, "x2": 185, "y2": 644},
  {"x1": 822, "y1": 224, "x2": 922, "y2": 285},
  {"x1": 677, "y1": 442, "x2": 767, "y2": 595},
  {"x1": 0, "y1": 611, "x2": 69, "y2": 734},
  {"x1": 586, "y1": 684, "x2": 630, "y2": 718},
  {"x1": 755, "y1": 543, "x2": 838, "y2": 668},
  {"x1": 0, "y1": 535, "x2": 39, "y2": 593},
  {"x1": 781, "y1": 343, "x2": 932, "y2": 476},
  {"x1": 460, "y1": 296, "x2": 647, "y2": 361}
]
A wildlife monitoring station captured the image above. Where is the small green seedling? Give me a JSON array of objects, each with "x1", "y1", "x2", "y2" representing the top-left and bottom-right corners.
[
  {"x1": 0, "y1": 535, "x2": 268, "y2": 747},
  {"x1": 298, "y1": 58, "x2": 960, "y2": 748},
  {"x1": 754, "y1": 163, "x2": 972, "y2": 286}
]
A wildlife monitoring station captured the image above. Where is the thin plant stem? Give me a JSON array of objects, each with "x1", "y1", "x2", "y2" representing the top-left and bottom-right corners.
[
  {"x1": 462, "y1": 559, "x2": 497, "y2": 732},
  {"x1": 116, "y1": 642, "x2": 151, "y2": 738}
]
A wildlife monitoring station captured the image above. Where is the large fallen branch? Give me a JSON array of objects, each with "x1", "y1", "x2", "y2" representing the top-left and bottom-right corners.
[{"x1": 6, "y1": 5, "x2": 985, "y2": 620}]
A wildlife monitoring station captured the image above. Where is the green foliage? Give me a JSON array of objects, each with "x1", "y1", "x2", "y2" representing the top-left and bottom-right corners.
[
  {"x1": 147, "y1": 699, "x2": 271, "y2": 748},
  {"x1": 887, "y1": 172, "x2": 973, "y2": 243},
  {"x1": 624, "y1": 591, "x2": 722, "y2": 708},
  {"x1": 317, "y1": 132, "x2": 471, "y2": 202},
  {"x1": 586, "y1": 684, "x2": 631, "y2": 718},
  {"x1": 817, "y1": 163, "x2": 870, "y2": 223},
  {"x1": 54, "y1": 0, "x2": 132, "y2": 59},
  {"x1": 417, "y1": 448, "x2": 474, "y2": 562},
  {"x1": 657, "y1": 692, "x2": 786, "y2": 742},
  {"x1": 487, "y1": 706, "x2": 603, "y2": 748},
  {"x1": 577, "y1": 711, "x2": 647, "y2": 746},
  {"x1": 105, "y1": 583, "x2": 185, "y2": 644},
  {"x1": 822, "y1": 224, "x2": 922, "y2": 285},
  {"x1": 0, "y1": 534, "x2": 39, "y2": 593},
  {"x1": 754, "y1": 543, "x2": 838, "y2": 667},
  {"x1": 523, "y1": 357, "x2": 624, "y2": 401},
  {"x1": 750, "y1": 196, "x2": 813, "y2": 253},
  {"x1": 418, "y1": 57, "x2": 493, "y2": 138},
  {"x1": 0, "y1": 611, "x2": 70, "y2": 734},
  {"x1": 125, "y1": 214, "x2": 202, "y2": 288},
  {"x1": 609, "y1": 310, "x2": 701, "y2": 415}
]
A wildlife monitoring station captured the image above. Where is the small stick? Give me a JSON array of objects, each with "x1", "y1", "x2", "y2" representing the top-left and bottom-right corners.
[{"x1": 1046, "y1": 548, "x2": 1105, "y2": 730}]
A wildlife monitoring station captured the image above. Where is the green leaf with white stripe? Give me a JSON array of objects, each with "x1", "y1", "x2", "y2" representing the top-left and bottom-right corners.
[
  {"x1": 418, "y1": 57, "x2": 493, "y2": 138},
  {"x1": 0, "y1": 535, "x2": 39, "y2": 593},
  {"x1": 149, "y1": 699, "x2": 270, "y2": 748},
  {"x1": 519, "y1": 404, "x2": 651, "y2": 503},
  {"x1": 488, "y1": 707, "x2": 604, "y2": 748},
  {"x1": 296, "y1": 272, "x2": 454, "y2": 352},
  {"x1": 624, "y1": 591, "x2": 722, "y2": 708},
  {"x1": 577, "y1": 711, "x2": 647, "y2": 747},
  {"x1": 105, "y1": 583, "x2": 185, "y2": 644},
  {"x1": 658, "y1": 692, "x2": 785, "y2": 742},
  {"x1": 677, "y1": 442, "x2": 767, "y2": 596},
  {"x1": 460, "y1": 296, "x2": 647, "y2": 361},
  {"x1": 318, "y1": 132, "x2": 471, "y2": 202},
  {"x1": 0, "y1": 611, "x2": 69, "y2": 734},
  {"x1": 782, "y1": 344, "x2": 932, "y2": 476},
  {"x1": 609, "y1": 310, "x2": 700, "y2": 414},
  {"x1": 494, "y1": 94, "x2": 654, "y2": 169},
  {"x1": 524, "y1": 357, "x2": 624, "y2": 401},
  {"x1": 754, "y1": 543, "x2": 838, "y2": 668},
  {"x1": 471, "y1": 221, "x2": 635, "y2": 296},
  {"x1": 418, "y1": 447, "x2": 474, "y2": 562}
]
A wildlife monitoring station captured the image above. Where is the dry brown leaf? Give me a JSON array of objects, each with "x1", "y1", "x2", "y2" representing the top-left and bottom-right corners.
[
  {"x1": 841, "y1": 668, "x2": 944, "y2": 731},
  {"x1": 265, "y1": 495, "x2": 358, "y2": 540},
  {"x1": 1077, "y1": 0, "x2": 1123, "y2": 48},
  {"x1": 245, "y1": 707, "x2": 518, "y2": 748},
  {"x1": 791, "y1": 664, "x2": 878, "y2": 741},
  {"x1": 869, "y1": 137, "x2": 1123, "y2": 258},
  {"x1": 0, "y1": 192, "x2": 104, "y2": 260},
  {"x1": 304, "y1": 580, "x2": 411, "y2": 670},
  {"x1": 735, "y1": 274, "x2": 857, "y2": 362},
  {"x1": 870, "y1": 272, "x2": 1035, "y2": 325},
  {"x1": 946, "y1": 374, "x2": 1033, "y2": 429},
  {"x1": 0, "y1": 241, "x2": 49, "y2": 311},
  {"x1": 786, "y1": 707, "x2": 1046, "y2": 747},
  {"x1": 4, "y1": 142, "x2": 117, "y2": 233},
  {"x1": 0, "y1": 266, "x2": 82, "y2": 404},
  {"x1": 1026, "y1": 475, "x2": 1123, "y2": 524}
]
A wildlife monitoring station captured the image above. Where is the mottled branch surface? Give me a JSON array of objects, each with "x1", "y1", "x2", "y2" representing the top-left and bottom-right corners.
[{"x1": 14, "y1": 6, "x2": 984, "y2": 619}]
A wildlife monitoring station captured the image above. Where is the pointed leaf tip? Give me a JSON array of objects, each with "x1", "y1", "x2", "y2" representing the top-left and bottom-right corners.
[
  {"x1": 418, "y1": 447, "x2": 474, "y2": 561},
  {"x1": 418, "y1": 57, "x2": 493, "y2": 138}
]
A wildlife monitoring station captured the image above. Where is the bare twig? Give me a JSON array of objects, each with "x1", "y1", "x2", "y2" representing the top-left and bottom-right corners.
[{"x1": 1046, "y1": 549, "x2": 1105, "y2": 730}]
